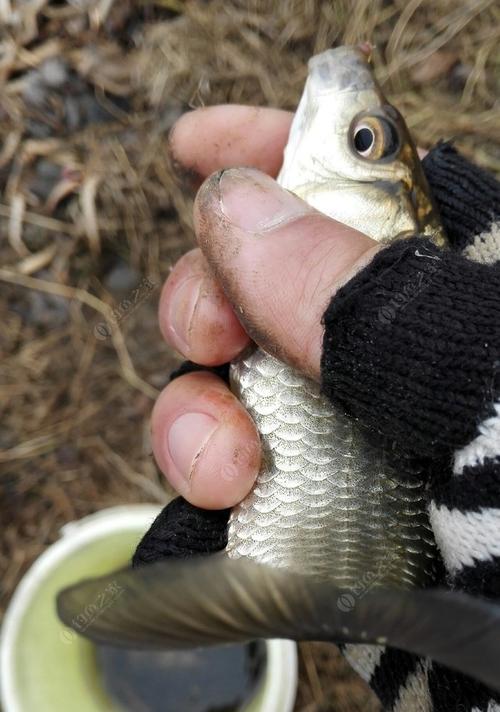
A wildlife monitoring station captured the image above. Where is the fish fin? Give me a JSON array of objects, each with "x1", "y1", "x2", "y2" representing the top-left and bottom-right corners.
[{"x1": 57, "y1": 554, "x2": 500, "y2": 692}]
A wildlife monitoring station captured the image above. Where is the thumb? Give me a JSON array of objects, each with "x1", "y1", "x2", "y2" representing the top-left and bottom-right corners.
[{"x1": 194, "y1": 168, "x2": 380, "y2": 379}]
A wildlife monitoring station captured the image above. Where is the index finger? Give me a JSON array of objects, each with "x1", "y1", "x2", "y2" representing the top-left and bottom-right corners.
[{"x1": 169, "y1": 105, "x2": 293, "y2": 180}]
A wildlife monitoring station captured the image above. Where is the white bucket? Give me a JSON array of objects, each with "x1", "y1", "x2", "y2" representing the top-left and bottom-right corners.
[{"x1": 1, "y1": 505, "x2": 297, "y2": 712}]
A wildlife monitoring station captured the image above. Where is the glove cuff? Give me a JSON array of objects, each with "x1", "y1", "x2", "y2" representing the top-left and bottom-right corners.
[
  {"x1": 321, "y1": 236, "x2": 500, "y2": 457},
  {"x1": 133, "y1": 497, "x2": 229, "y2": 567}
]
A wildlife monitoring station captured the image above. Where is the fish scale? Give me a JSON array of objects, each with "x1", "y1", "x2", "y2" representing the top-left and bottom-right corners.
[
  {"x1": 226, "y1": 45, "x2": 445, "y2": 589},
  {"x1": 227, "y1": 349, "x2": 437, "y2": 587}
]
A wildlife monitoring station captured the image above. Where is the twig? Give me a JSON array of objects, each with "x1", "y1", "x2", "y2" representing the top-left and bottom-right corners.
[
  {"x1": 80, "y1": 174, "x2": 101, "y2": 255},
  {"x1": 83, "y1": 435, "x2": 168, "y2": 503},
  {"x1": 8, "y1": 194, "x2": 29, "y2": 257},
  {"x1": 15, "y1": 243, "x2": 58, "y2": 275},
  {"x1": 300, "y1": 643, "x2": 325, "y2": 706},
  {"x1": 0, "y1": 269, "x2": 158, "y2": 400},
  {"x1": 0, "y1": 203, "x2": 79, "y2": 236}
]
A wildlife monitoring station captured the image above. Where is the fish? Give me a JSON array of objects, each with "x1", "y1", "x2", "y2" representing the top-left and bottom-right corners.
[
  {"x1": 56, "y1": 46, "x2": 500, "y2": 691},
  {"x1": 225, "y1": 45, "x2": 445, "y2": 588}
]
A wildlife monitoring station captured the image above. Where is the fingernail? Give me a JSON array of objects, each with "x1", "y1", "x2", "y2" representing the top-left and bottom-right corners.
[
  {"x1": 168, "y1": 113, "x2": 202, "y2": 189},
  {"x1": 219, "y1": 167, "x2": 312, "y2": 234},
  {"x1": 167, "y1": 275, "x2": 202, "y2": 352},
  {"x1": 167, "y1": 412, "x2": 219, "y2": 483}
]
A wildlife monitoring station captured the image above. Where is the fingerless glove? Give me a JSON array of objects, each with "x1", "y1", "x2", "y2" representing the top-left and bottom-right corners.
[{"x1": 320, "y1": 144, "x2": 500, "y2": 712}]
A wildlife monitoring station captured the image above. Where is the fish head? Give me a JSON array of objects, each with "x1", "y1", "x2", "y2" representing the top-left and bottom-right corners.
[{"x1": 279, "y1": 46, "x2": 446, "y2": 246}]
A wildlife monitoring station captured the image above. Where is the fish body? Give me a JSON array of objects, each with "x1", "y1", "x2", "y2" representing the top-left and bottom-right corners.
[{"x1": 227, "y1": 45, "x2": 445, "y2": 588}]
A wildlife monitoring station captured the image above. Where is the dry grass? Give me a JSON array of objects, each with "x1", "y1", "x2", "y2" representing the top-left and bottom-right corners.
[{"x1": 1, "y1": 1, "x2": 499, "y2": 710}]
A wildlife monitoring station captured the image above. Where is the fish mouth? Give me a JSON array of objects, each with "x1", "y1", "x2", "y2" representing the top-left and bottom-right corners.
[{"x1": 307, "y1": 46, "x2": 376, "y2": 95}]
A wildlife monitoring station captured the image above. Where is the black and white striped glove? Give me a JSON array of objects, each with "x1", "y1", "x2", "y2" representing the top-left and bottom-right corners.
[
  {"x1": 134, "y1": 143, "x2": 500, "y2": 712},
  {"x1": 319, "y1": 144, "x2": 500, "y2": 712}
]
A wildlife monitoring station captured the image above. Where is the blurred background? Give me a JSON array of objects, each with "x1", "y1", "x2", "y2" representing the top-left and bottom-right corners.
[{"x1": 1, "y1": 1, "x2": 499, "y2": 709}]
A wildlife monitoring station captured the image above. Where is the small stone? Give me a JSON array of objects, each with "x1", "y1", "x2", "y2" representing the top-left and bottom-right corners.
[
  {"x1": 39, "y1": 58, "x2": 69, "y2": 88},
  {"x1": 28, "y1": 160, "x2": 63, "y2": 202},
  {"x1": 103, "y1": 259, "x2": 141, "y2": 296}
]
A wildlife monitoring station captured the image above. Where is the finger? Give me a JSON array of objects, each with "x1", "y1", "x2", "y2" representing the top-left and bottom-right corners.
[
  {"x1": 169, "y1": 105, "x2": 293, "y2": 180},
  {"x1": 151, "y1": 371, "x2": 261, "y2": 509},
  {"x1": 194, "y1": 168, "x2": 379, "y2": 380},
  {"x1": 159, "y1": 248, "x2": 250, "y2": 365}
]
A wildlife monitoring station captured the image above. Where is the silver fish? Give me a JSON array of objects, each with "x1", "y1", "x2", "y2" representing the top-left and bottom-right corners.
[
  {"x1": 226, "y1": 45, "x2": 444, "y2": 587},
  {"x1": 57, "y1": 47, "x2": 500, "y2": 692}
]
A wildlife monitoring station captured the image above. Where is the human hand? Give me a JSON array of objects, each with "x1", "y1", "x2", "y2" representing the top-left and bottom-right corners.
[
  {"x1": 151, "y1": 105, "x2": 381, "y2": 508},
  {"x1": 143, "y1": 106, "x2": 500, "y2": 712}
]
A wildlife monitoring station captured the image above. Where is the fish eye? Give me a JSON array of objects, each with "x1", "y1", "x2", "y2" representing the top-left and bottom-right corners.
[
  {"x1": 351, "y1": 115, "x2": 401, "y2": 161},
  {"x1": 353, "y1": 126, "x2": 375, "y2": 155}
]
